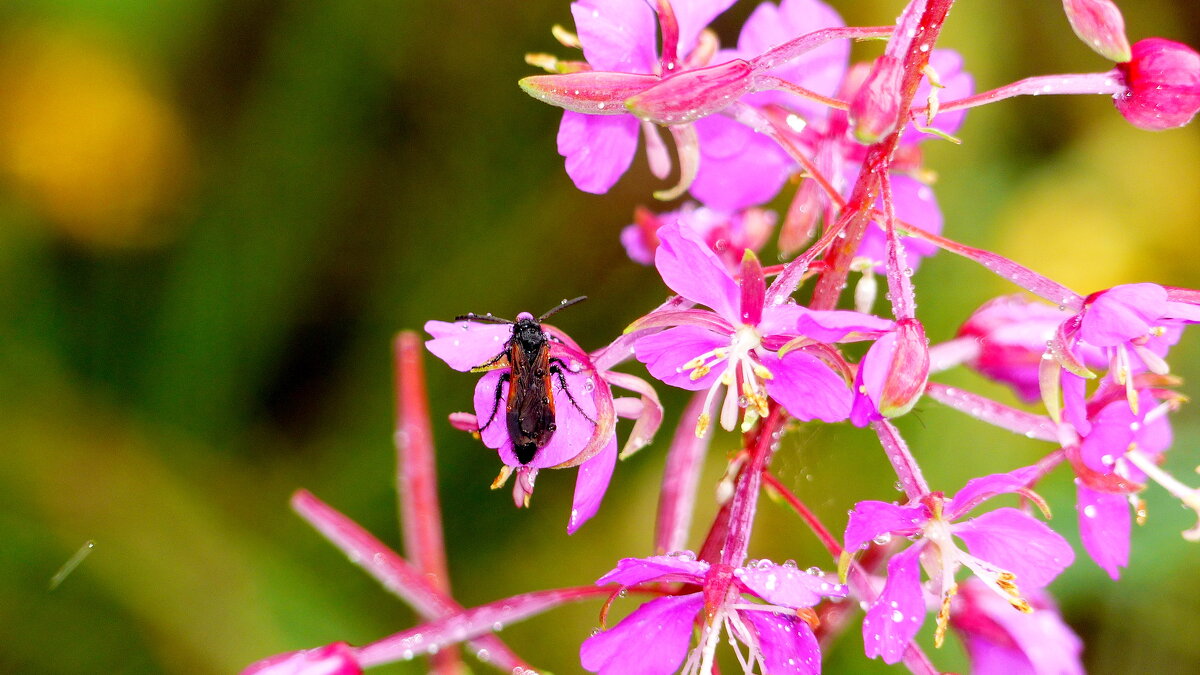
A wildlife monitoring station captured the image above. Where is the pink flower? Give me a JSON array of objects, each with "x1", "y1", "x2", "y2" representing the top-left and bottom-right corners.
[
  {"x1": 951, "y1": 578, "x2": 1084, "y2": 675},
  {"x1": 631, "y1": 222, "x2": 892, "y2": 435},
  {"x1": 580, "y1": 554, "x2": 846, "y2": 675},
  {"x1": 426, "y1": 311, "x2": 661, "y2": 533},
  {"x1": 844, "y1": 467, "x2": 1074, "y2": 663},
  {"x1": 620, "y1": 202, "x2": 776, "y2": 271},
  {"x1": 1062, "y1": 0, "x2": 1131, "y2": 63},
  {"x1": 242, "y1": 642, "x2": 361, "y2": 675},
  {"x1": 1114, "y1": 37, "x2": 1200, "y2": 131}
]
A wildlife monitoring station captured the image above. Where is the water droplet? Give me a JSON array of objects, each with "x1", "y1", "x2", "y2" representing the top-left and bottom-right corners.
[
  {"x1": 872, "y1": 532, "x2": 893, "y2": 545},
  {"x1": 805, "y1": 566, "x2": 822, "y2": 576},
  {"x1": 1083, "y1": 504, "x2": 1097, "y2": 518},
  {"x1": 892, "y1": 609, "x2": 905, "y2": 622}
]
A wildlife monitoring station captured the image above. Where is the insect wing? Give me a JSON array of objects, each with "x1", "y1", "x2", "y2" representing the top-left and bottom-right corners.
[{"x1": 506, "y1": 342, "x2": 556, "y2": 464}]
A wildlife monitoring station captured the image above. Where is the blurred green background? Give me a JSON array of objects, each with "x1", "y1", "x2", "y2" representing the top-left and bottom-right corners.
[{"x1": 1, "y1": 1, "x2": 1198, "y2": 673}]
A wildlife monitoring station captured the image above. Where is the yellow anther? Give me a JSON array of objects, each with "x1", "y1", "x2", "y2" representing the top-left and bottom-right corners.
[
  {"x1": 695, "y1": 413, "x2": 711, "y2": 439},
  {"x1": 689, "y1": 365, "x2": 711, "y2": 381},
  {"x1": 551, "y1": 24, "x2": 581, "y2": 48},
  {"x1": 934, "y1": 583, "x2": 957, "y2": 648},
  {"x1": 524, "y1": 53, "x2": 560, "y2": 73},
  {"x1": 490, "y1": 465, "x2": 513, "y2": 490},
  {"x1": 753, "y1": 363, "x2": 774, "y2": 380}
]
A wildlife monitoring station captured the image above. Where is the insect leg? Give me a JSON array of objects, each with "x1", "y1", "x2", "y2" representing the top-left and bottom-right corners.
[
  {"x1": 479, "y1": 371, "x2": 511, "y2": 432},
  {"x1": 549, "y1": 359, "x2": 598, "y2": 425}
]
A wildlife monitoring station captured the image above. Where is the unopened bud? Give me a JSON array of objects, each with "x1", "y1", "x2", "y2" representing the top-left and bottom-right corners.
[
  {"x1": 878, "y1": 319, "x2": 930, "y2": 418},
  {"x1": 1114, "y1": 38, "x2": 1200, "y2": 131},
  {"x1": 849, "y1": 55, "x2": 904, "y2": 144},
  {"x1": 624, "y1": 59, "x2": 754, "y2": 126},
  {"x1": 519, "y1": 71, "x2": 657, "y2": 115},
  {"x1": 1062, "y1": 0, "x2": 1131, "y2": 63}
]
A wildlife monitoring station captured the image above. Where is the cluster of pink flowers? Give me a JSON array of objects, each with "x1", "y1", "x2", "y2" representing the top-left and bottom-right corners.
[{"x1": 245, "y1": 1, "x2": 1200, "y2": 674}]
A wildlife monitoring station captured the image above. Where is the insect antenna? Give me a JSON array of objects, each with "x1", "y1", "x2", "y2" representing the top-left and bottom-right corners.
[
  {"x1": 538, "y1": 296, "x2": 587, "y2": 322},
  {"x1": 455, "y1": 311, "x2": 514, "y2": 324}
]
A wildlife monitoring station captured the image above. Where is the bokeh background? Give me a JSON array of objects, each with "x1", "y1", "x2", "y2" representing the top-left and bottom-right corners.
[{"x1": 1, "y1": 1, "x2": 1199, "y2": 673}]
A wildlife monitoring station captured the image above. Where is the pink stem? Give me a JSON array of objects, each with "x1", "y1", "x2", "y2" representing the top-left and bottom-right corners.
[
  {"x1": 654, "y1": 391, "x2": 715, "y2": 554},
  {"x1": 720, "y1": 406, "x2": 786, "y2": 567},
  {"x1": 924, "y1": 382, "x2": 1059, "y2": 442},
  {"x1": 872, "y1": 419, "x2": 930, "y2": 500},
  {"x1": 291, "y1": 491, "x2": 531, "y2": 672},
  {"x1": 750, "y1": 26, "x2": 894, "y2": 72},
  {"x1": 880, "y1": 173, "x2": 917, "y2": 320},
  {"x1": 915, "y1": 71, "x2": 1124, "y2": 115},
  {"x1": 927, "y1": 336, "x2": 981, "y2": 373}
]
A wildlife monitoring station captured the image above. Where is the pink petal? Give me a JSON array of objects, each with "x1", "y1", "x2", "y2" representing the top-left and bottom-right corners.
[
  {"x1": 558, "y1": 112, "x2": 641, "y2": 194},
  {"x1": 579, "y1": 593, "x2": 704, "y2": 675},
  {"x1": 634, "y1": 324, "x2": 729, "y2": 391},
  {"x1": 1078, "y1": 398, "x2": 1137, "y2": 472},
  {"x1": 1079, "y1": 283, "x2": 1167, "y2": 346},
  {"x1": 984, "y1": 595, "x2": 1085, "y2": 675},
  {"x1": 571, "y1": 0, "x2": 657, "y2": 73},
  {"x1": 850, "y1": 333, "x2": 895, "y2": 427},
  {"x1": 1077, "y1": 484, "x2": 1130, "y2": 580},
  {"x1": 654, "y1": 222, "x2": 741, "y2": 322},
  {"x1": 962, "y1": 636, "x2": 1034, "y2": 675},
  {"x1": 674, "y1": 0, "x2": 739, "y2": 60},
  {"x1": 567, "y1": 435, "x2": 618, "y2": 534},
  {"x1": 944, "y1": 465, "x2": 1041, "y2": 521},
  {"x1": 952, "y1": 508, "x2": 1074, "y2": 589},
  {"x1": 691, "y1": 116, "x2": 795, "y2": 210},
  {"x1": 242, "y1": 643, "x2": 361, "y2": 675},
  {"x1": 741, "y1": 610, "x2": 822, "y2": 675},
  {"x1": 737, "y1": 564, "x2": 847, "y2": 609},
  {"x1": 844, "y1": 500, "x2": 928, "y2": 552},
  {"x1": 793, "y1": 308, "x2": 896, "y2": 343},
  {"x1": 863, "y1": 545, "x2": 925, "y2": 664},
  {"x1": 596, "y1": 555, "x2": 709, "y2": 587},
  {"x1": 761, "y1": 350, "x2": 853, "y2": 422},
  {"x1": 1061, "y1": 371, "x2": 1090, "y2": 436},
  {"x1": 424, "y1": 320, "x2": 513, "y2": 372}
]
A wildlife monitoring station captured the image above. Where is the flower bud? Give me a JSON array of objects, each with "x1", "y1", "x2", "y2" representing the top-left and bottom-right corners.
[
  {"x1": 1114, "y1": 38, "x2": 1200, "y2": 131},
  {"x1": 1062, "y1": 0, "x2": 1131, "y2": 63},
  {"x1": 519, "y1": 70, "x2": 657, "y2": 115},
  {"x1": 242, "y1": 642, "x2": 361, "y2": 675},
  {"x1": 958, "y1": 296, "x2": 1070, "y2": 403},
  {"x1": 849, "y1": 55, "x2": 904, "y2": 144},
  {"x1": 624, "y1": 59, "x2": 754, "y2": 126},
  {"x1": 851, "y1": 319, "x2": 930, "y2": 426}
]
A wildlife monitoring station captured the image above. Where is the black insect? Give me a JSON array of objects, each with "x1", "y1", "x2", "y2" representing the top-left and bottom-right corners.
[{"x1": 457, "y1": 296, "x2": 593, "y2": 464}]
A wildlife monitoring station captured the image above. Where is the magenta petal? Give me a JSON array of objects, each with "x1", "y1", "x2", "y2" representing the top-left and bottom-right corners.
[
  {"x1": 738, "y1": 564, "x2": 847, "y2": 609},
  {"x1": 674, "y1": 0, "x2": 738, "y2": 59},
  {"x1": 568, "y1": 435, "x2": 618, "y2": 534},
  {"x1": 953, "y1": 508, "x2": 1074, "y2": 589},
  {"x1": 863, "y1": 545, "x2": 925, "y2": 664},
  {"x1": 761, "y1": 350, "x2": 852, "y2": 422},
  {"x1": 691, "y1": 116, "x2": 794, "y2": 210},
  {"x1": 944, "y1": 465, "x2": 1040, "y2": 520},
  {"x1": 793, "y1": 308, "x2": 896, "y2": 343},
  {"x1": 654, "y1": 222, "x2": 742, "y2": 321},
  {"x1": 474, "y1": 369, "x2": 607, "y2": 468},
  {"x1": 844, "y1": 500, "x2": 927, "y2": 552},
  {"x1": 850, "y1": 333, "x2": 895, "y2": 427},
  {"x1": 984, "y1": 593, "x2": 1085, "y2": 675},
  {"x1": 596, "y1": 555, "x2": 708, "y2": 587},
  {"x1": 1080, "y1": 283, "x2": 1167, "y2": 346},
  {"x1": 1077, "y1": 484, "x2": 1130, "y2": 580},
  {"x1": 741, "y1": 610, "x2": 822, "y2": 675},
  {"x1": 571, "y1": 0, "x2": 657, "y2": 73},
  {"x1": 1061, "y1": 371, "x2": 1090, "y2": 436},
  {"x1": 634, "y1": 324, "x2": 728, "y2": 391},
  {"x1": 242, "y1": 643, "x2": 361, "y2": 675},
  {"x1": 424, "y1": 320, "x2": 512, "y2": 372},
  {"x1": 963, "y1": 636, "x2": 1033, "y2": 675},
  {"x1": 579, "y1": 593, "x2": 704, "y2": 675},
  {"x1": 558, "y1": 112, "x2": 641, "y2": 194},
  {"x1": 1078, "y1": 399, "x2": 1137, "y2": 472}
]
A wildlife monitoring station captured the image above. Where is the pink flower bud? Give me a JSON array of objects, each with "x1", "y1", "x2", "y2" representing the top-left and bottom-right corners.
[
  {"x1": 623, "y1": 59, "x2": 754, "y2": 126},
  {"x1": 518, "y1": 71, "x2": 658, "y2": 115},
  {"x1": 1062, "y1": 0, "x2": 1131, "y2": 63},
  {"x1": 1114, "y1": 38, "x2": 1200, "y2": 131},
  {"x1": 242, "y1": 643, "x2": 361, "y2": 675},
  {"x1": 878, "y1": 319, "x2": 930, "y2": 417},
  {"x1": 849, "y1": 55, "x2": 904, "y2": 144}
]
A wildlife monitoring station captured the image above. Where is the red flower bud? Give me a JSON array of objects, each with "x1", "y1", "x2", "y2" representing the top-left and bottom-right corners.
[
  {"x1": 849, "y1": 55, "x2": 904, "y2": 144},
  {"x1": 623, "y1": 59, "x2": 754, "y2": 126},
  {"x1": 878, "y1": 318, "x2": 930, "y2": 418},
  {"x1": 1114, "y1": 38, "x2": 1200, "y2": 131},
  {"x1": 518, "y1": 71, "x2": 658, "y2": 115}
]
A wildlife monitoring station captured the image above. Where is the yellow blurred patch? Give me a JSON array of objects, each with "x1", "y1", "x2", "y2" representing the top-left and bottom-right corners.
[
  {"x1": 995, "y1": 116, "x2": 1200, "y2": 292},
  {"x1": 0, "y1": 27, "x2": 191, "y2": 249}
]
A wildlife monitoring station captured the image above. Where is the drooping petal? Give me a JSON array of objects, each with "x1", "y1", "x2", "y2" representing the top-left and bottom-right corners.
[
  {"x1": 737, "y1": 564, "x2": 847, "y2": 608},
  {"x1": 1076, "y1": 484, "x2": 1130, "y2": 580},
  {"x1": 952, "y1": 508, "x2": 1074, "y2": 589},
  {"x1": 568, "y1": 435, "x2": 619, "y2": 534},
  {"x1": 242, "y1": 642, "x2": 361, "y2": 675},
  {"x1": 634, "y1": 324, "x2": 729, "y2": 391},
  {"x1": 558, "y1": 111, "x2": 641, "y2": 194},
  {"x1": 741, "y1": 610, "x2": 822, "y2": 675},
  {"x1": 1079, "y1": 283, "x2": 1167, "y2": 347},
  {"x1": 572, "y1": 0, "x2": 658, "y2": 73},
  {"x1": 944, "y1": 465, "x2": 1041, "y2": 521},
  {"x1": 654, "y1": 222, "x2": 741, "y2": 322},
  {"x1": 424, "y1": 320, "x2": 513, "y2": 372},
  {"x1": 844, "y1": 500, "x2": 928, "y2": 552},
  {"x1": 761, "y1": 350, "x2": 853, "y2": 422},
  {"x1": 862, "y1": 545, "x2": 926, "y2": 664},
  {"x1": 596, "y1": 554, "x2": 709, "y2": 587},
  {"x1": 579, "y1": 593, "x2": 705, "y2": 675}
]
